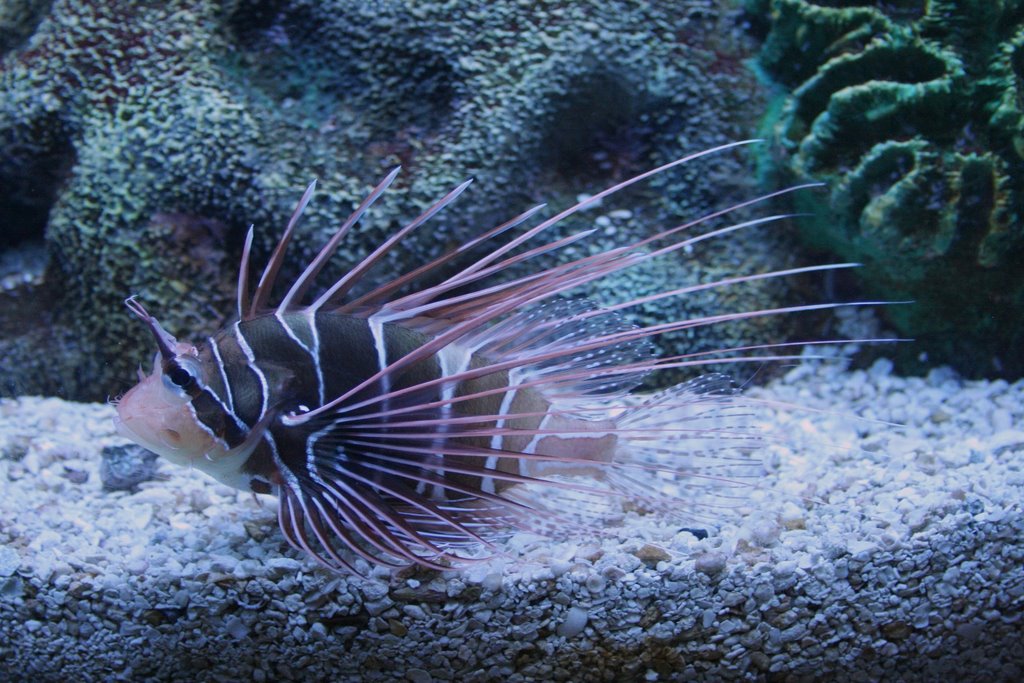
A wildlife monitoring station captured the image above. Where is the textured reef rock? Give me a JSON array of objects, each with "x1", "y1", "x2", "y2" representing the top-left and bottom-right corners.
[
  {"x1": 0, "y1": 0, "x2": 798, "y2": 401},
  {"x1": 746, "y1": 0, "x2": 1024, "y2": 378},
  {"x1": 0, "y1": 1, "x2": 259, "y2": 398}
]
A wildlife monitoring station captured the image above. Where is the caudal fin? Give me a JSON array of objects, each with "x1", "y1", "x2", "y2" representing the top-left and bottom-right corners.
[{"x1": 606, "y1": 373, "x2": 767, "y2": 524}]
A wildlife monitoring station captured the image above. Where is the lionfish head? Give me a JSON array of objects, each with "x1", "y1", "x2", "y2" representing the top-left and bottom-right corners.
[{"x1": 113, "y1": 297, "x2": 221, "y2": 469}]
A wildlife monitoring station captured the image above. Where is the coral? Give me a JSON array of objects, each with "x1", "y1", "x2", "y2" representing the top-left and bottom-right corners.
[
  {"x1": 0, "y1": 0, "x2": 48, "y2": 55},
  {"x1": 748, "y1": 0, "x2": 1024, "y2": 377},
  {"x1": 0, "y1": 0, "x2": 260, "y2": 398},
  {"x1": 0, "y1": 0, "x2": 796, "y2": 401}
]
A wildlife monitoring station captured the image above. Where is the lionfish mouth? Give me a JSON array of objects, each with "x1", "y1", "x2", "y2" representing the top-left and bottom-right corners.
[{"x1": 110, "y1": 412, "x2": 135, "y2": 441}]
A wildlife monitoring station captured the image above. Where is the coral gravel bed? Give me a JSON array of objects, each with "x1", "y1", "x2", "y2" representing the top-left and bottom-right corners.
[{"x1": 0, "y1": 353, "x2": 1022, "y2": 681}]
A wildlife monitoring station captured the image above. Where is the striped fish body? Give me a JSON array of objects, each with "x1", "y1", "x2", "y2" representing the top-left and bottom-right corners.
[
  {"x1": 115, "y1": 142, "x2": 862, "y2": 572},
  {"x1": 183, "y1": 311, "x2": 615, "y2": 498}
]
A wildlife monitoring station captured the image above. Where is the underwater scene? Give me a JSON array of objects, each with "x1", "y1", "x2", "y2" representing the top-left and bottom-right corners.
[{"x1": 1, "y1": 1, "x2": 1022, "y2": 681}]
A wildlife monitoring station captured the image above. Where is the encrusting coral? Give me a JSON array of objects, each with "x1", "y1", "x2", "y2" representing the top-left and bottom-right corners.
[
  {"x1": 0, "y1": 0, "x2": 804, "y2": 401},
  {"x1": 747, "y1": 0, "x2": 1024, "y2": 378}
]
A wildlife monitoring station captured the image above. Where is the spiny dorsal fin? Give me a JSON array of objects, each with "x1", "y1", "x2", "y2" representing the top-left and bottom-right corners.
[
  {"x1": 462, "y1": 297, "x2": 656, "y2": 401},
  {"x1": 238, "y1": 140, "x2": 769, "y2": 323}
]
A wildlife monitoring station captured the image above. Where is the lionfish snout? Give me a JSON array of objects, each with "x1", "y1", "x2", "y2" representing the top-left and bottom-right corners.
[
  {"x1": 115, "y1": 297, "x2": 219, "y2": 468},
  {"x1": 113, "y1": 370, "x2": 204, "y2": 466}
]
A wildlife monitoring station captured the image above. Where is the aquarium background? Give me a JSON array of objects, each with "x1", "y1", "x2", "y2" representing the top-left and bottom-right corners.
[
  {"x1": 1, "y1": 1, "x2": 1022, "y2": 681},
  {"x1": 747, "y1": 0, "x2": 1024, "y2": 379}
]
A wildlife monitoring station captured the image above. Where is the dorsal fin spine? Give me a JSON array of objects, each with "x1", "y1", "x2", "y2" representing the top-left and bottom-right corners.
[
  {"x1": 250, "y1": 180, "x2": 318, "y2": 318},
  {"x1": 279, "y1": 169, "x2": 400, "y2": 313},
  {"x1": 307, "y1": 177, "x2": 473, "y2": 313}
]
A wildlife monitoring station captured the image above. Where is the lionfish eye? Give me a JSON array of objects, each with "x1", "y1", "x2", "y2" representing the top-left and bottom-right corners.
[{"x1": 164, "y1": 362, "x2": 196, "y2": 390}]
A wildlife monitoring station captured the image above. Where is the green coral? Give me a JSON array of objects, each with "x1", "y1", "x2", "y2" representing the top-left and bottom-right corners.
[
  {"x1": 1, "y1": 0, "x2": 798, "y2": 400},
  {"x1": 0, "y1": 0, "x2": 48, "y2": 55},
  {"x1": 750, "y1": 0, "x2": 1024, "y2": 377}
]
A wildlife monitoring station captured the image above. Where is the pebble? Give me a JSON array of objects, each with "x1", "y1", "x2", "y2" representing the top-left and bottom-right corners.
[
  {"x1": 633, "y1": 544, "x2": 671, "y2": 563},
  {"x1": 0, "y1": 547, "x2": 20, "y2": 577},
  {"x1": 554, "y1": 607, "x2": 588, "y2": 639},
  {"x1": 99, "y1": 444, "x2": 160, "y2": 491},
  {"x1": 748, "y1": 521, "x2": 781, "y2": 547},
  {"x1": 481, "y1": 572, "x2": 503, "y2": 592},
  {"x1": 407, "y1": 669, "x2": 432, "y2": 683},
  {"x1": 694, "y1": 552, "x2": 727, "y2": 576},
  {"x1": 402, "y1": 605, "x2": 427, "y2": 621},
  {"x1": 265, "y1": 557, "x2": 303, "y2": 572},
  {"x1": 1, "y1": 358, "x2": 1022, "y2": 680},
  {"x1": 584, "y1": 573, "x2": 606, "y2": 593},
  {"x1": 224, "y1": 616, "x2": 249, "y2": 639}
]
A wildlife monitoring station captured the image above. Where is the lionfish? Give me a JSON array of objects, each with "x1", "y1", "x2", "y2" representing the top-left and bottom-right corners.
[{"x1": 113, "y1": 141, "x2": 859, "y2": 573}]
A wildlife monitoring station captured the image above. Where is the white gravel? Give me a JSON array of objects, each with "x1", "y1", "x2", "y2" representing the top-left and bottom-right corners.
[{"x1": 1, "y1": 347, "x2": 1023, "y2": 681}]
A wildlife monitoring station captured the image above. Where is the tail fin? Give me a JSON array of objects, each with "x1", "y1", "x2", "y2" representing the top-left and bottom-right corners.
[{"x1": 607, "y1": 373, "x2": 766, "y2": 524}]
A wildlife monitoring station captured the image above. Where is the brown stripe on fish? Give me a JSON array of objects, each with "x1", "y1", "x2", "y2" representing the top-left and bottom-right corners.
[
  {"x1": 205, "y1": 336, "x2": 236, "y2": 413},
  {"x1": 311, "y1": 313, "x2": 389, "y2": 401},
  {"x1": 175, "y1": 338, "x2": 248, "y2": 449},
  {"x1": 206, "y1": 324, "x2": 272, "y2": 430},
  {"x1": 186, "y1": 387, "x2": 249, "y2": 450},
  {"x1": 436, "y1": 355, "x2": 524, "y2": 497}
]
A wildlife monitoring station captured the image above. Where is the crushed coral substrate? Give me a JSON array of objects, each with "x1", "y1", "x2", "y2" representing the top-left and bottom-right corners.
[{"x1": 1, "y1": 346, "x2": 1022, "y2": 681}]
